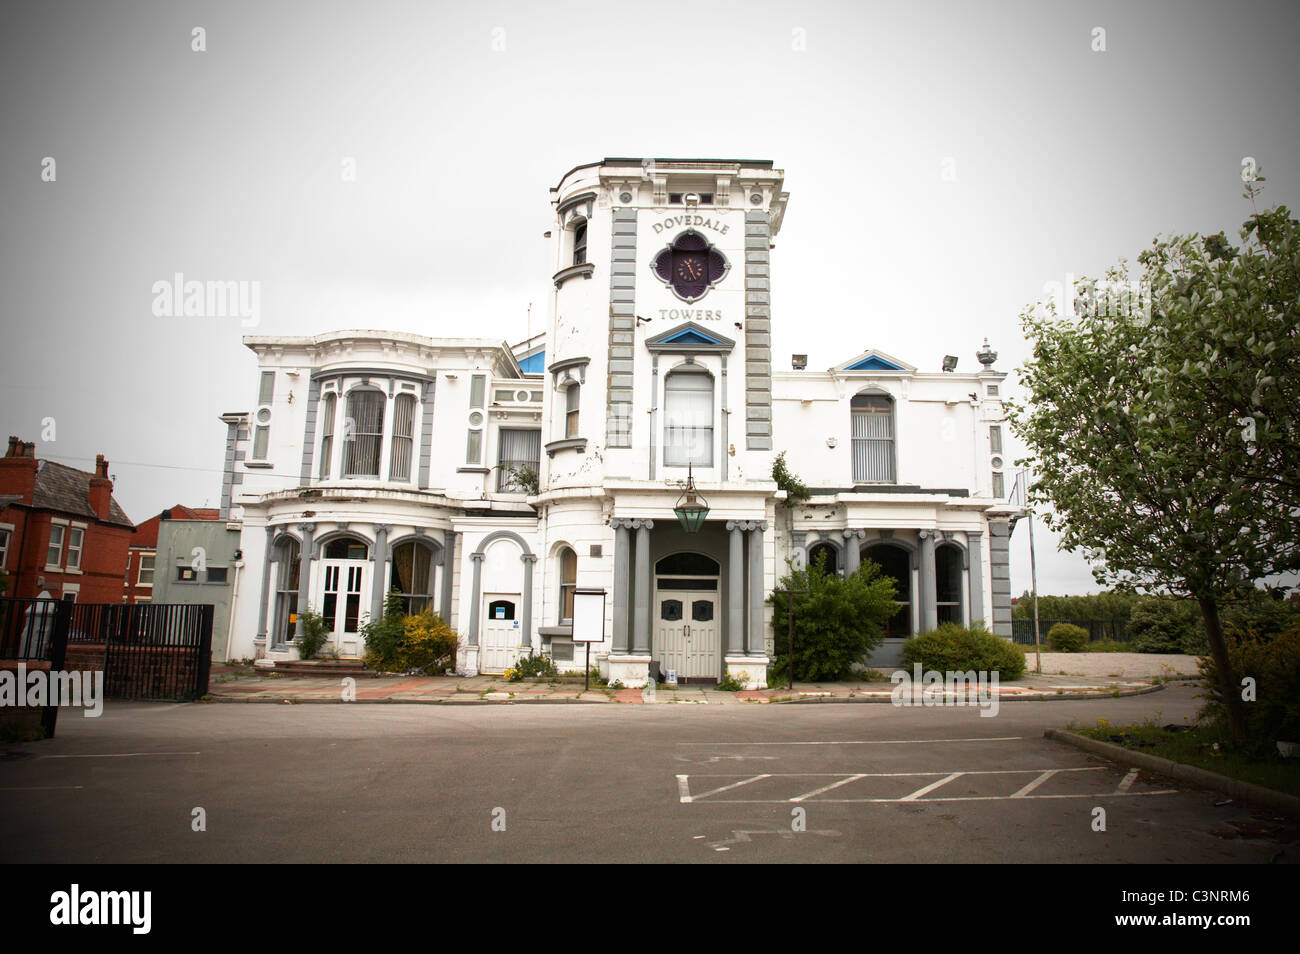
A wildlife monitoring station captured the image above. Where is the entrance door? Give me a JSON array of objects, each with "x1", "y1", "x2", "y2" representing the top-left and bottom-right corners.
[
  {"x1": 655, "y1": 588, "x2": 720, "y2": 681},
  {"x1": 480, "y1": 594, "x2": 522, "y2": 674},
  {"x1": 319, "y1": 560, "x2": 369, "y2": 658}
]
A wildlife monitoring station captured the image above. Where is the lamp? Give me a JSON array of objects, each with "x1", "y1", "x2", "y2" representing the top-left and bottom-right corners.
[{"x1": 673, "y1": 463, "x2": 710, "y2": 533}]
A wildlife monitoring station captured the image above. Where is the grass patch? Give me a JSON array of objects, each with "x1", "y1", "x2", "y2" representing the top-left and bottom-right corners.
[
  {"x1": 1073, "y1": 718, "x2": 1300, "y2": 797},
  {"x1": 1082, "y1": 639, "x2": 1136, "y2": 653}
]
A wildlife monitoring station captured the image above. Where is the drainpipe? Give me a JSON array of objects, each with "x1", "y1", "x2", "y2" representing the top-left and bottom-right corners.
[{"x1": 224, "y1": 561, "x2": 242, "y2": 663}]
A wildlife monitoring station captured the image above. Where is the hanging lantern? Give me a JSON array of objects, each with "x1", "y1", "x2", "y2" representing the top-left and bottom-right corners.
[{"x1": 673, "y1": 463, "x2": 710, "y2": 533}]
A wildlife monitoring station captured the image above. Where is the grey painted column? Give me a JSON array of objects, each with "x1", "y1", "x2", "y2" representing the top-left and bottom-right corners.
[
  {"x1": 919, "y1": 530, "x2": 938, "y2": 633},
  {"x1": 989, "y1": 522, "x2": 1014, "y2": 637},
  {"x1": 747, "y1": 521, "x2": 766, "y2": 655},
  {"x1": 521, "y1": 553, "x2": 537, "y2": 651},
  {"x1": 467, "y1": 551, "x2": 483, "y2": 646},
  {"x1": 726, "y1": 521, "x2": 744, "y2": 656},
  {"x1": 256, "y1": 526, "x2": 274, "y2": 638},
  {"x1": 843, "y1": 529, "x2": 863, "y2": 576},
  {"x1": 611, "y1": 521, "x2": 631, "y2": 653},
  {"x1": 371, "y1": 525, "x2": 390, "y2": 623},
  {"x1": 632, "y1": 520, "x2": 653, "y2": 654},
  {"x1": 439, "y1": 532, "x2": 456, "y2": 624},
  {"x1": 967, "y1": 532, "x2": 985, "y2": 627},
  {"x1": 294, "y1": 523, "x2": 315, "y2": 637}
]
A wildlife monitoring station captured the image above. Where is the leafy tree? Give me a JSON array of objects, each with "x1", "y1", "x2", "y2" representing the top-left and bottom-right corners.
[
  {"x1": 768, "y1": 550, "x2": 897, "y2": 681},
  {"x1": 1008, "y1": 176, "x2": 1299, "y2": 744}
]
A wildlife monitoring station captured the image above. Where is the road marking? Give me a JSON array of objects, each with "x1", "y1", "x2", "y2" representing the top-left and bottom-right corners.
[
  {"x1": 676, "y1": 775, "x2": 692, "y2": 802},
  {"x1": 708, "y1": 829, "x2": 841, "y2": 849},
  {"x1": 685, "y1": 768, "x2": 1106, "y2": 779},
  {"x1": 0, "y1": 785, "x2": 84, "y2": 792},
  {"x1": 678, "y1": 774, "x2": 770, "y2": 804},
  {"x1": 901, "y1": 772, "x2": 964, "y2": 801},
  {"x1": 1011, "y1": 770, "x2": 1060, "y2": 798},
  {"x1": 791, "y1": 775, "x2": 867, "y2": 802},
  {"x1": 37, "y1": 752, "x2": 201, "y2": 759},
  {"x1": 1116, "y1": 768, "x2": 1140, "y2": 793},
  {"x1": 685, "y1": 791, "x2": 1179, "y2": 804},
  {"x1": 678, "y1": 737, "x2": 1027, "y2": 746}
]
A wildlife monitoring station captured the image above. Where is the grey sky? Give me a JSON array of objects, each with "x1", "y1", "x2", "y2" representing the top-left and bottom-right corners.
[{"x1": 3, "y1": 0, "x2": 1297, "y2": 597}]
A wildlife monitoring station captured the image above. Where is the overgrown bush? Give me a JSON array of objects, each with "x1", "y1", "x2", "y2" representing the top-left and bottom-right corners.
[
  {"x1": 901, "y1": 623, "x2": 1026, "y2": 680},
  {"x1": 1220, "y1": 590, "x2": 1300, "y2": 642},
  {"x1": 1199, "y1": 625, "x2": 1300, "y2": 755},
  {"x1": 767, "y1": 551, "x2": 897, "y2": 681},
  {"x1": 507, "y1": 651, "x2": 558, "y2": 681},
  {"x1": 1127, "y1": 598, "x2": 1202, "y2": 653},
  {"x1": 295, "y1": 609, "x2": 330, "y2": 660},
  {"x1": 362, "y1": 594, "x2": 458, "y2": 675},
  {"x1": 1047, "y1": 622, "x2": 1088, "y2": 653}
]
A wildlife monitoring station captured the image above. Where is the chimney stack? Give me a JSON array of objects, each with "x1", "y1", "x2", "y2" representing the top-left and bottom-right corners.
[
  {"x1": 88, "y1": 453, "x2": 113, "y2": 521},
  {"x1": 0, "y1": 435, "x2": 39, "y2": 503}
]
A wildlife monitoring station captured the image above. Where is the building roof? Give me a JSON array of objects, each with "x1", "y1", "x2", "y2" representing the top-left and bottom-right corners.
[{"x1": 32, "y1": 460, "x2": 134, "y2": 527}]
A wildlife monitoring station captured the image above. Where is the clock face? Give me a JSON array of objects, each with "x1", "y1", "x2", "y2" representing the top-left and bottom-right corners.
[{"x1": 677, "y1": 257, "x2": 705, "y2": 282}]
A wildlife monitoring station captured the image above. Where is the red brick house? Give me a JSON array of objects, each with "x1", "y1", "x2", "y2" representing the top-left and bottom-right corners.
[
  {"x1": 0, "y1": 437, "x2": 134, "y2": 603},
  {"x1": 125, "y1": 505, "x2": 221, "y2": 603}
]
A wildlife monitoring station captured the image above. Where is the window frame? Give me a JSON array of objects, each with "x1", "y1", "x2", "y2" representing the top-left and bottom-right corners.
[
  {"x1": 319, "y1": 390, "x2": 338, "y2": 479},
  {"x1": 850, "y1": 391, "x2": 897, "y2": 484},
  {"x1": 662, "y1": 367, "x2": 714, "y2": 468},
  {"x1": 343, "y1": 387, "x2": 386, "y2": 478},
  {"x1": 65, "y1": 526, "x2": 85, "y2": 571},
  {"x1": 138, "y1": 552, "x2": 156, "y2": 587},
  {"x1": 45, "y1": 522, "x2": 66, "y2": 569},
  {"x1": 0, "y1": 523, "x2": 13, "y2": 570},
  {"x1": 557, "y1": 546, "x2": 577, "y2": 624},
  {"x1": 389, "y1": 392, "x2": 417, "y2": 482},
  {"x1": 564, "y1": 383, "x2": 580, "y2": 439}
]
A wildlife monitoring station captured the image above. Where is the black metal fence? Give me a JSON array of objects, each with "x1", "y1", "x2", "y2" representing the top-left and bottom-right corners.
[
  {"x1": 1011, "y1": 617, "x2": 1129, "y2": 646},
  {"x1": 0, "y1": 597, "x2": 213, "y2": 704}
]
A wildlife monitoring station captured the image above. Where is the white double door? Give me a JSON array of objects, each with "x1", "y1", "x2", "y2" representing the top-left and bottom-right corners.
[
  {"x1": 317, "y1": 559, "x2": 369, "y2": 658},
  {"x1": 655, "y1": 585, "x2": 720, "y2": 681}
]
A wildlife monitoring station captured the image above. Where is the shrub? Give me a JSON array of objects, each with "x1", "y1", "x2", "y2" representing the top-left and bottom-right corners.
[
  {"x1": 716, "y1": 670, "x2": 749, "y2": 691},
  {"x1": 901, "y1": 623, "x2": 1027, "y2": 680},
  {"x1": 361, "y1": 591, "x2": 408, "y2": 671},
  {"x1": 1047, "y1": 622, "x2": 1088, "y2": 653},
  {"x1": 295, "y1": 609, "x2": 330, "y2": 660},
  {"x1": 1127, "y1": 598, "x2": 1202, "y2": 653},
  {"x1": 507, "y1": 651, "x2": 557, "y2": 681},
  {"x1": 767, "y1": 551, "x2": 897, "y2": 681},
  {"x1": 1199, "y1": 625, "x2": 1300, "y2": 755},
  {"x1": 400, "y1": 611, "x2": 459, "y2": 675}
]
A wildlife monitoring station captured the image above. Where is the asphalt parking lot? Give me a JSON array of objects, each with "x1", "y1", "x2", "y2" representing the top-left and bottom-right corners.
[{"x1": 0, "y1": 683, "x2": 1294, "y2": 863}]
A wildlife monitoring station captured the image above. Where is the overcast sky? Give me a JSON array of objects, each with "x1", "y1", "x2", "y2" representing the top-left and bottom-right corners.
[{"x1": 3, "y1": 0, "x2": 1297, "y2": 597}]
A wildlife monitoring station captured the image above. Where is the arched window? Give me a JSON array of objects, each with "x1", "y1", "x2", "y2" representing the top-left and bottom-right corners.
[
  {"x1": 866, "y1": 544, "x2": 911, "y2": 636},
  {"x1": 663, "y1": 368, "x2": 713, "y2": 467},
  {"x1": 319, "y1": 392, "x2": 337, "y2": 479},
  {"x1": 564, "y1": 383, "x2": 581, "y2": 439},
  {"x1": 558, "y1": 546, "x2": 577, "y2": 623},
  {"x1": 389, "y1": 393, "x2": 416, "y2": 481},
  {"x1": 936, "y1": 545, "x2": 964, "y2": 625},
  {"x1": 344, "y1": 389, "x2": 384, "y2": 477},
  {"x1": 323, "y1": 537, "x2": 369, "y2": 560},
  {"x1": 390, "y1": 540, "x2": 435, "y2": 614},
  {"x1": 572, "y1": 221, "x2": 587, "y2": 266},
  {"x1": 272, "y1": 537, "x2": 300, "y2": 647},
  {"x1": 808, "y1": 541, "x2": 839, "y2": 576},
  {"x1": 851, "y1": 392, "x2": 895, "y2": 483}
]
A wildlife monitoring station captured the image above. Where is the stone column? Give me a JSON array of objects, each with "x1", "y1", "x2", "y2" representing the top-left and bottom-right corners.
[
  {"x1": 726, "y1": 521, "x2": 745, "y2": 656},
  {"x1": 632, "y1": 520, "x2": 653, "y2": 654},
  {"x1": 467, "y1": 551, "x2": 483, "y2": 646},
  {"x1": 439, "y1": 531, "x2": 456, "y2": 624},
  {"x1": 967, "y1": 532, "x2": 985, "y2": 627},
  {"x1": 747, "y1": 521, "x2": 766, "y2": 655},
  {"x1": 919, "y1": 529, "x2": 938, "y2": 633},
  {"x1": 370, "y1": 525, "x2": 391, "y2": 623},
  {"x1": 521, "y1": 553, "x2": 537, "y2": 652},
  {"x1": 294, "y1": 523, "x2": 315, "y2": 637},
  {"x1": 611, "y1": 520, "x2": 631, "y2": 652},
  {"x1": 843, "y1": 529, "x2": 864, "y2": 576},
  {"x1": 256, "y1": 526, "x2": 274, "y2": 639}
]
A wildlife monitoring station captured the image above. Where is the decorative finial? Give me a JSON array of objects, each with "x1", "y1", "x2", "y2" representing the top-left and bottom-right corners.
[{"x1": 977, "y1": 338, "x2": 997, "y2": 369}]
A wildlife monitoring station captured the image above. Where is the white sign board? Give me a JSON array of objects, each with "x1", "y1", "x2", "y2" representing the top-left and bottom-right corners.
[{"x1": 571, "y1": 588, "x2": 606, "y2": 644}]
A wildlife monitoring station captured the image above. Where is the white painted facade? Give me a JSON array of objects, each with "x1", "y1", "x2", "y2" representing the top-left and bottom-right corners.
[{"x1": 221, "y1": 158, "x2": 1020, "y2": 685}]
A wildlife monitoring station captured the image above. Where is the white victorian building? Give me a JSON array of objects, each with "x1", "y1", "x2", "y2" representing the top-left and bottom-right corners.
[{"x1": 220, "y1": 158, "x2": 1020, "y2": 687}]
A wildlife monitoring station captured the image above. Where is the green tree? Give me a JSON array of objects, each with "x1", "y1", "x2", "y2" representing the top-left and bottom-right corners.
[
  {"x1": 1008, "y1": 178, "x2": 1299, "y2": 745},
  {"x1": 768, "y1": 551, "x2": 897, "y2": 681}
]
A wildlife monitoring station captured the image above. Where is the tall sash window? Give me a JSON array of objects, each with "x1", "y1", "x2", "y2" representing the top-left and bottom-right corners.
[
  {"x1": 851, "y1": 393, "x2": 895, "y2": 483},
  {"x1": 663, "y1": 369, "x2": 714, "y2": 467}
]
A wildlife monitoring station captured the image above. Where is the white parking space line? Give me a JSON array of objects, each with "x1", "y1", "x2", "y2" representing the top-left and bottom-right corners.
[
  {"x1": 678, "y1": 773, "x2": 771, "y2": 804},
  {"x1": 37, "y1": 752, "x2": 200, "y2": 759},
  {"x1": 791, "y1": 775, "x2": 867, "y2": 802},
  {"x1": 1010, "y1": 770, "x2": 1060, "y2": 798},
  {"x1": 1116, "y1": 768, "x2": 1140, "y2": 793},
  {"x1": 678, "y1": 737, "x2": 1027, "y2": 746},
  {"x1": 0, "y1": 785, "x2": 84, "y2": 792},
  {"x1": 901, "y1": 772, "x2": 964, "y2": 801}
]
